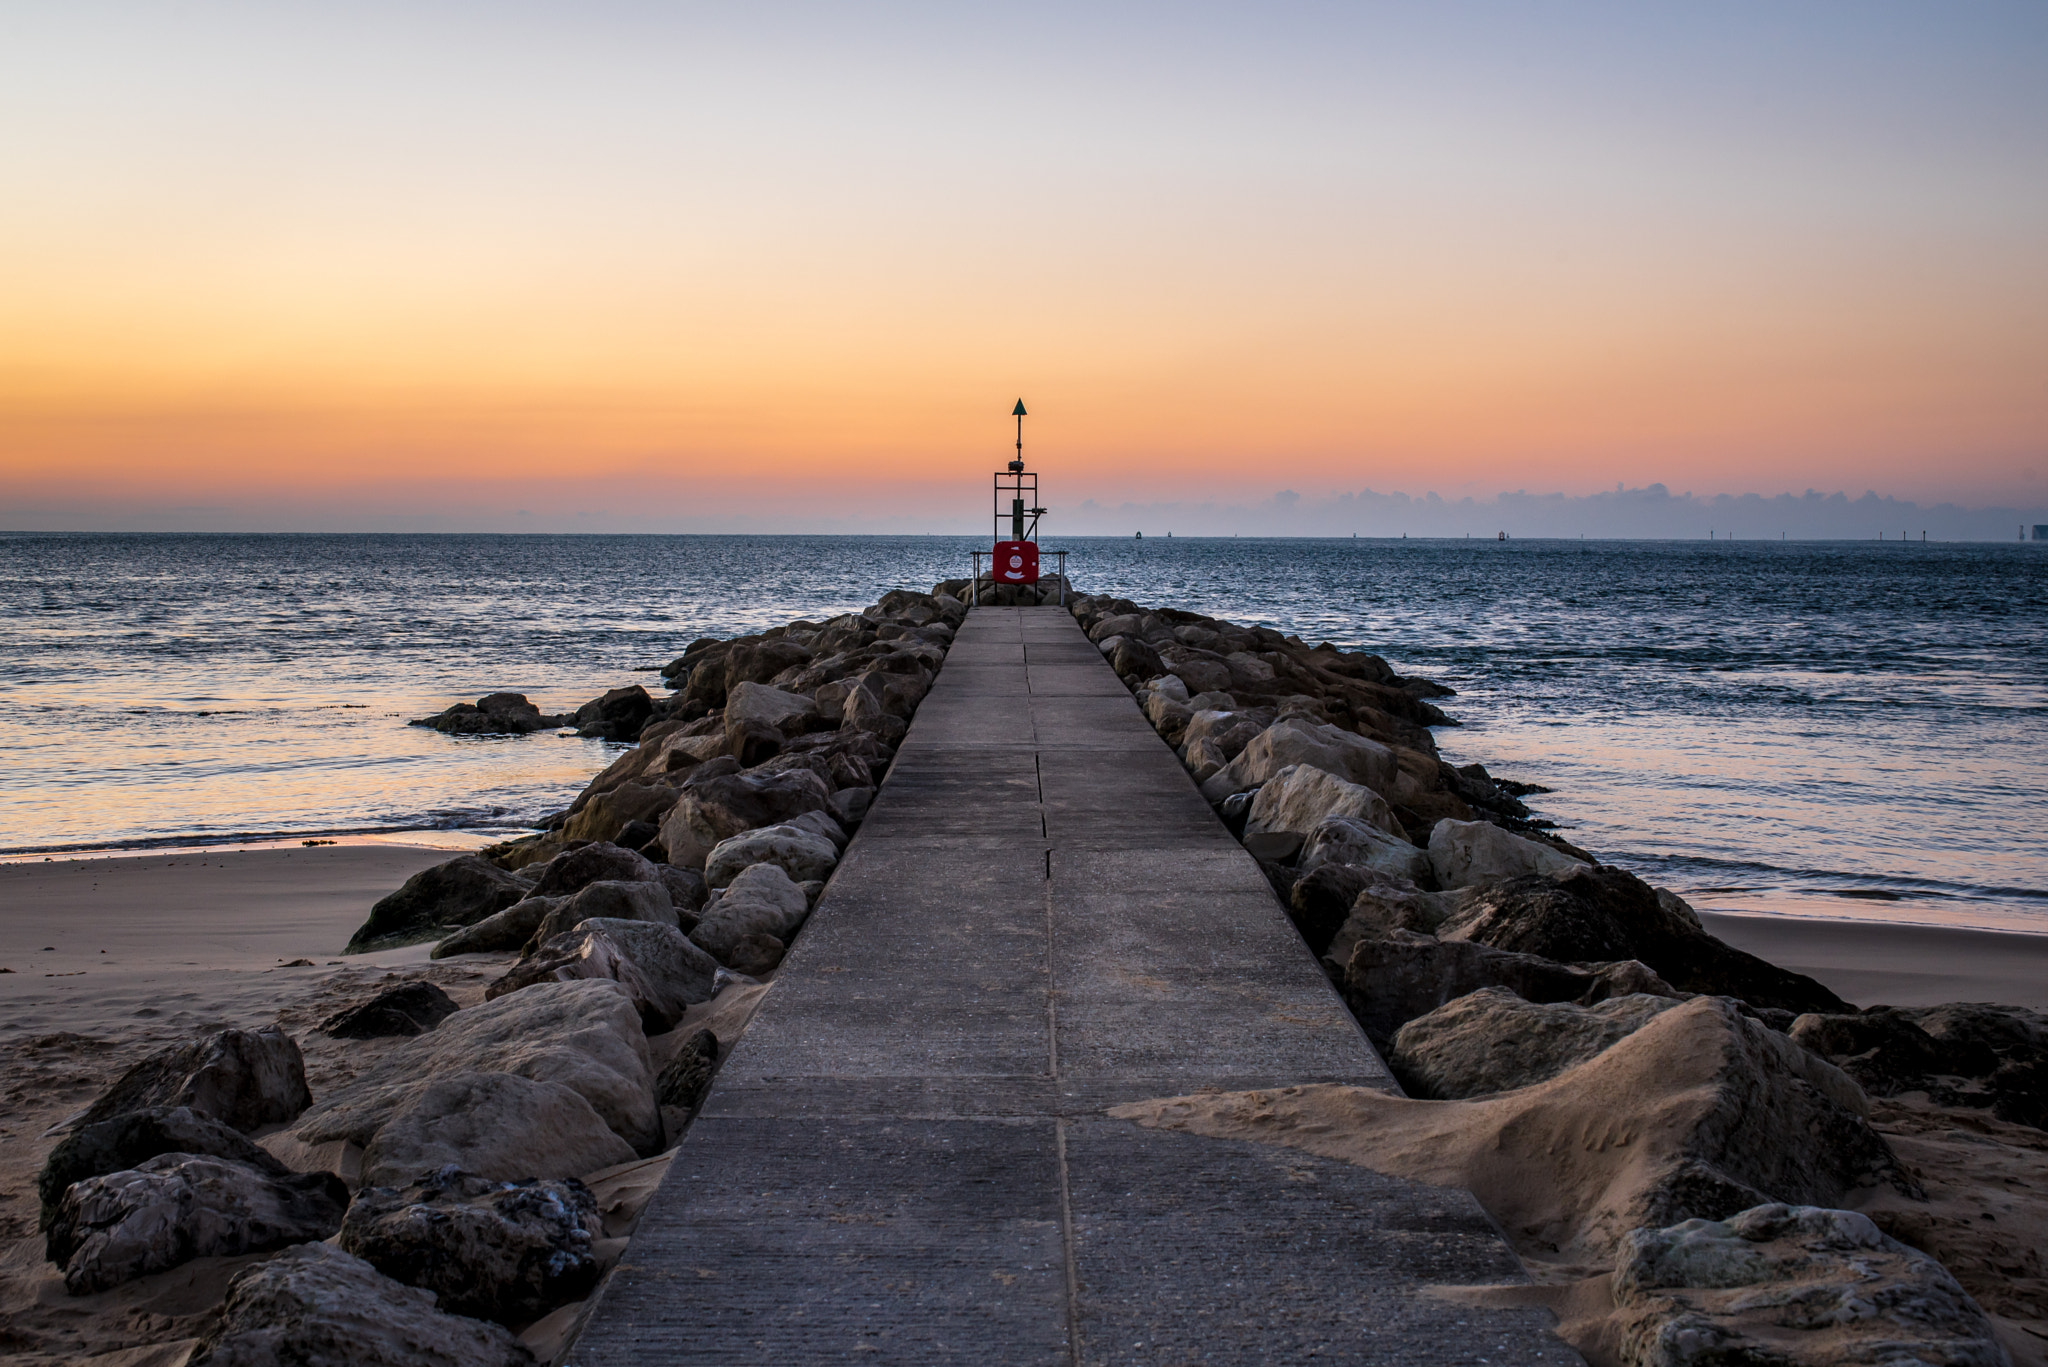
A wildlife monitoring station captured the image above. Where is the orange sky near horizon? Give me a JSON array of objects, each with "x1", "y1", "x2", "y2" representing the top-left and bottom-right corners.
[{"x1": 3, "y1": 3, "x2": 2044, "y2": 528}]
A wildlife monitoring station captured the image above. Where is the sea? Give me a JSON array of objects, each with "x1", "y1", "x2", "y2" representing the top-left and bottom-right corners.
[{"x1": 2, "y1": 532, "x2": 2043, "y2": 934}]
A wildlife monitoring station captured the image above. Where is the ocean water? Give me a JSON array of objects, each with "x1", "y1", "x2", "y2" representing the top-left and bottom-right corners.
[{"x1": 2, "y1": 532, "x2": 2043, "y2": 933}]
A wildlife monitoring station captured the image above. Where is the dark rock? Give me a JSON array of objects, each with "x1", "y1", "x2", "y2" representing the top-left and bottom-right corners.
[
  {"x1": 722, "y1": 933, "x2": 786, "y2": 976},
  {"x1": 191, "y1": 1241, "x2": 532, "y2": 1366},
  {"x1": 409, "y1": 693, "x2": 564, "y2": 737},
  {"x1": 527, "y1": 841, "x2": 661, "y2": 898},
  {"x1": 49, "y1": 1154, "x2": 349, "y2": 1294},
  {"x1": 349, "y1": 855, "x2": 533, "y2": 951},
  {"x1": 573, "y1": 685, "x2": 655, "y2": 742},
  {"x1": 1108, "y1": 636, "x2": 1165, "y2": 681},
  {"x1": 654, "y1": 1030, "x2": 720, "y2": 1114},
  {"x1": 522, "y1": 880, "x2": 675, "y2": 953},
  {"x1": 1788, "y1": 1009, "x2": 1995, "y2": 1096},
  {"x1": 1338, "y1": 929, "x2": 1681, "y2": 1049},
  {"x1": 560, "y1": 781, "x2": 680, "y2": 845},
  {"x1": 724, "y1": 638, "x2": 813, "y2": 692},
  {"x1": 614, "y1": 818, "x2": 661, "y2": 852},
  {"x1": 37, "y1": 1105, "x2": 290, "y2": 1237},
  {"x1": 339, "y1": 1167, "x2": 604, "y2": 1325},
  {"x1": 1286, "y1": 862, "x2": 1375, "y2": 957},
  {"x1": 1240, "y1": 830, "x2": 1304, "y2": 864},
  {"x1": 321, "y1": 981, "x2": 460, "y2": 1040},
  {"x1": 76, "y1": 1027, "x2": 311, "y2": 1134},
  {"x1": 657, "y1": 864, "x2": 708, "y2": 923},
  {"x1": 1438, "y1": 865, "x2": 1850, "y2": 1015},
  {"x1": 828, "y1": 785, "x2": 874, "y2": 827}
]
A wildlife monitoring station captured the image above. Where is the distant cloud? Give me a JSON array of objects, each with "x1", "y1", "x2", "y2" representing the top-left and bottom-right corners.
[{"x1": 1061, "y1": 485, "x2": 2048, "y2": 541}]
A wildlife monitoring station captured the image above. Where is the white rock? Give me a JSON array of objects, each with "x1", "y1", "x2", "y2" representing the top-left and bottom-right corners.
[
  {"x1": 1427, "y1": 817, "x2": 1588, "y2": 889},
  {"x1": 702, "y1": 825, "x2": 839, "y2": 890},
  {"x1": 1244, "y1": 764, "x2": 1404, "y2": 843},
  {"x1": 1298, "y1": 814, "x2": 1430, "y2": 883},
  {"x1": 1198, "y1": 720, "x2": 1396, "y2": 802}
]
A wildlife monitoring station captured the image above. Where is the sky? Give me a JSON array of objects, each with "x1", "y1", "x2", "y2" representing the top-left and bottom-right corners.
[{"x1": 2, "y1": 1, "x2": 2046, "y2": 534}]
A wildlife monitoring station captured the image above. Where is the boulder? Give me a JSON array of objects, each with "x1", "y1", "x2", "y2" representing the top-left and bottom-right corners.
[
  {"x1": 432, "y1": 895, "x2": 561, "y2": 958},
  {"x1": 1322, "y1": 880, "x2": 1458, "y2": 968},
  {"x1": 289, "y1": 979, "x2": 660, "y2": 1157},
  {"x1": 356, "y1": 1072, "x2": 636, "y2": 1189},
  {"x1": 408, "y1": 693, "x2": 564, "y2": 737},
  {"x1": 784, "y1": 807, "x2": 850, "y2": 850},
  {"x1": 655, "y1": 1030, "x2": 720, "y2": 1116},
  {"x1": 1438, "y1": 865, "x2": 1851, "y2": 1015},
  {"x1": 572, "y1": 685, "x2": 653, "y2": 742},
  {"x1": 702, "y1": 825, "x2": 840, "y2": 890},
  {"x1": 349, "y1": 856, "x2": 533, "y2": 950},
  {"x1": 722, "y1": 933, "x2": 787, "y2": 976},
  {"x1": 522, "y1": 879, "x2": 675, "y2": 952},
  {"x1": 37, "y1": 1106, "x2": 291, "y2": 1237},
  {"x1": 1425, "y1": 818, "x2": 1586, "y2": 889},
  {"x1": 659, "y1": 767, "x2": 833, "y2": 870},
  {"x1": 1338, "y1": 928, "x2": 1681, "y2": 1048},
  {"x1": 1297, "y1": 815, "x2": 1430, "y2": 884},
  {"x1": 340, "y1": 1167, "x2": 604, "y2": 1325},
  {"x1": 723, "y1": 680, "x2": 819, "y2": 737},
  {"x1": 1787, "y1": 1008, "x2": 1993, "y2": 1097},
  {"x1": 75, "y1": 1027, "x2": 311, "y2": 1134},
  {"x1": 527, "y1": 841, "x2": 662, "y2": 898},
  {"x1": 1140, "y1": 690, "x2": 1194, "y2": 744},
  {"x1": 657, "y1": 864, "x2": 709, "y2": 920},
  {"x1": 689, "y1": 863, "x2": 810, "y2": 963},
  {"x1": 1108, "y1": 637, "x2": 1165, "y2": 681},
  {"x1": 190, "y1": 1242, "x2": 531, "y2": 1367},
  {"x1": 1197, "y1": 720, "x2": 1396, "y2": 803},
  {"x1": 1390, "y1": 987, "x2": 1687, "y2": 1098},
  {"x1": 1902, "y1": 1001, "x2": 2048, "y2": 1130},
  {"x1": 1612, "y1": 1204, "x2": 2005, "y2": 1367},
  {"x1": 487, "y1": 918, "x2": 718, "y2": 1032},
  {"x1": 320, "y1": 982, "x2": 460, "y2": 1039},
  {"x1": 828, "y1": 786, "x2": 875, "y2": 827},
  {"x1": 1166, "y1": 656, "x2": 1234, "y2": 696},
  {"x1": 1087, "y1": 613, "x2": 1146, "y2": 642},
  {"x1": 559, "y1": 782, "x2": 680, "y2": 845},
  {"x1": 1147, "y1": 673, "x2": 1191, "y2": 704},
  {"x1": 49, "y1": 1154, "x2": 349, "y2": 1294},
  {"x1": 1244, "y1": 765, "x2": 1404, "y2": 842}
]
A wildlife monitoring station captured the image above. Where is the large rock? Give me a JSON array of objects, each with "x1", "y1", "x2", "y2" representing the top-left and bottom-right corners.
[
  {"x1": 432, "y1": 895, "x2": 561, "y2": 958},
  {"x1": 190, "y1": 1242, "x2": 531, "y2": 1367},
  {"x1": 486, "y1": 918, "x2": 718, "y2": 1032},
  {"x1": 723, "y1": 680, "x2": 819, "y2": 737},
  {"x1": 521, "y1": 879, "x2": 674, "y2": 951},
  {"x1": 1338, "y1": 928, "x2": 1681, "y2": 1048},
  {"x1": 349, "y1": 855, "x2": 533, "y2": 950},
  {"x1": 49, "y1": 1154, "x2": 349, "y2": 1294},
  {"x1": 37, "y1": 1106, "x2": 292, "y2": 1237},
  {"x1": 1197, "y1": 720, "x2": 1396, "y2": 803},
  {"x1": 1439, "y1": 865, "x2": 1851, "y2": 1015},
  {"x1": 1297, "y1": 815, "x2": 1431, "y2": 883},
  {"x1": 1903, "y1": 1001, "x2": 2048, "y2": 1130},
  {"x1": 340, "y1": 1167, "x2": 604, "y2": 1325},
  {"x1": 1322, "y1": 880, "x2": 1458, "y2": 968},
  {"x1": 659, "y1": 767, "x2": 833, "y2": 869},
  {"x1": 1242, "y1": 763, "x2": 1403, "y2": 842},
  {"x1": 408, "y1": 693, "x2": 564, "y2": 737},
  {"x1": 559, "y1": 782, "x2": 680, "y2": 845},
  {"x1": 320, "y1": 981, "x2": 460, "y2": 1039},
  {"x1": 1612, "y1": 1204, "x2": 2005, "y2": 1367},
  {"x1": 1390, "y1": 986, "x2": 1686, "y2": 1098},
  {"x1": 356, "y1": 1072, "x2": 636, "y2": 1189},
  {"x1": 76, "y1": 1028, "x2": 311, "y2": 1134},
  {"x1": 289, "y1": 979, "x2": 660, "y2": 1157},
  {"x1": 1791, "y1": 1003, "x2": 2046, "y2": 1130},
  {"x1": 1425, "y1": 818, "x2": 1586, "y2": 889},
  {"x1": 572, "y1": 684, "x2": 654, "y2": 742},
  {"x1": 1179, "y1": 709, "x2": 1262, "y2": 780},
  {"x1": 689, "y1": 863, "x2": 811, "y2": 964},
  {"x1": 783, "y1": 807, "x2": 850, "y2": 850},
  {"x1": 527, "y1": 841, "x2": 662, "y2": 898},
  {"x1": 702, "y1": 824, "x2": 840, "y2": 890}
]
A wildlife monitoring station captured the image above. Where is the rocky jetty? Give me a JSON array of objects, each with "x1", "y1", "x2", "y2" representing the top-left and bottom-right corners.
[{"x1": 19, "y1": 577, "x2": 2044, "y2": 1367}]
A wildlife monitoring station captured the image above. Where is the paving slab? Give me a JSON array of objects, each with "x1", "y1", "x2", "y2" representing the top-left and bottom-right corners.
[{"x1": 570, "y1": 605, "x2": 1579, "y2": 1366}]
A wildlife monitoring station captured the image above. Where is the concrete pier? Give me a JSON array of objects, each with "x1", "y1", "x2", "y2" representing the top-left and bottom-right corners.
[{"x1": 570, "y1": 606, "x2": 1576, "y2": 1365}]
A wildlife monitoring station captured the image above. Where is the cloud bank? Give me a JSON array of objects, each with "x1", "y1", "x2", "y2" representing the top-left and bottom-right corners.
[{"x1": 1060, "y1": 485, "x2": 2048, "y2": 542}]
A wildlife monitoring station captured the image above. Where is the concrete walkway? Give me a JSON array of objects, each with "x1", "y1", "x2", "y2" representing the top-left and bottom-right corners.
[{"x1": 571, "y1": 606, "x2": 1577, "y2": 1365}]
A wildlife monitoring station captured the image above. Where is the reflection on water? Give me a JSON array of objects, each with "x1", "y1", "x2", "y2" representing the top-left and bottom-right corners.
[{"x1": 2, "y1": 533, "x2": 2042, "y2": 932}]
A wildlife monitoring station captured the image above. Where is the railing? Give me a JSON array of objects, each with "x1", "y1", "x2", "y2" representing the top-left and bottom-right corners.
[{"x1": 969, "y1": 549, "x2": 1069, "y2": 608}]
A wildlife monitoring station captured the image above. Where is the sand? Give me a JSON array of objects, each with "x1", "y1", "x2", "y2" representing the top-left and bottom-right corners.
[{"x1": 1701, "y1": 910, "x2": 2048, "y2": 1012}]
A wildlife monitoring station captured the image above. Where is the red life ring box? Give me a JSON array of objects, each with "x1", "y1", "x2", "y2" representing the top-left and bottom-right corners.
[{"x1": 992, "y1": 540, "x2": 1039, "y2": 584}]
